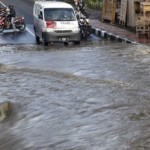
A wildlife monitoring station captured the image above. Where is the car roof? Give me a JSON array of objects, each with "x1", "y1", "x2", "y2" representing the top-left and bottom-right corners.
[{"x1": 35, "y1": 1, "x2": 73, "y2": 9}]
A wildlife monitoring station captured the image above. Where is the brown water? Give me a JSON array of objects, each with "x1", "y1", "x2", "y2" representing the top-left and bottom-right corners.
[{"x1": 0, "y1": 41, "x2": 150, "y2": 150}]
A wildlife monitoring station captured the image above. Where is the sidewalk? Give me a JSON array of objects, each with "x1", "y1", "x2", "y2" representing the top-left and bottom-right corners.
[{"x1": 89, "y1": 19, "x2": 150, "y2": 45}]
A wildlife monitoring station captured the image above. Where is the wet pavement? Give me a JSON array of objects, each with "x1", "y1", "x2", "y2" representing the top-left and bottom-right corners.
[
  {"x1": 0, "y1": 25, "x2": 35, "y2": 45},
  {"x1": 89, "y1": 19, "x2": 150, "y2": 45},
  {"x1": 0, "y1": 41, "x2": 150, "y2": 149}
]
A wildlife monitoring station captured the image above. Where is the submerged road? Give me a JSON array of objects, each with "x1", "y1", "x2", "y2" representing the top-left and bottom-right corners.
[{"x1": 0, "y1": 41, "x2": 149, "y2": 149}]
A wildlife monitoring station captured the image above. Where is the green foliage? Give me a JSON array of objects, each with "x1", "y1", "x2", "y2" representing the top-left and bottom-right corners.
[
  {"x1": 59, "y1": 0, "x2": 74, "y2": 5},
  {"x1": 85, "y1": 0, "x2": 102, "y2": 10},
  {"x1": 58, "y1": 0, "x2": 102, "y2": 10}
]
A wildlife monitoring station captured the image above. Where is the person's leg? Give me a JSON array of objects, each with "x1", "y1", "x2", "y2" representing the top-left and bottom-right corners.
[{"x1": 11, "y1": 17, "x2": 16, "y2": 31}]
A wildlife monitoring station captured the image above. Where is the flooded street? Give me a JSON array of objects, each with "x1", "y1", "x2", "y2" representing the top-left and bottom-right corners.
[{"x1": 0, "y1": 40, "x2": 150, "y2": 149}]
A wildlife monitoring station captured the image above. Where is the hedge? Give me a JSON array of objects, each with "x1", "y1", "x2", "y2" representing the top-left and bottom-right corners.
[{"x1": 64, "y1": 0, "x2": 102, "y2": 9}]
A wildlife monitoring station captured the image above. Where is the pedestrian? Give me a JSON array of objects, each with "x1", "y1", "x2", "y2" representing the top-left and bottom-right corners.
[{"x1": 8, "y1": 4, "x2": 16, "y2": 31}]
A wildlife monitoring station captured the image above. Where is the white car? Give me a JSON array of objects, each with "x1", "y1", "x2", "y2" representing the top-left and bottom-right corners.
[{"x1": 33, "y1": 1, "x2": 81, "y2": 45}]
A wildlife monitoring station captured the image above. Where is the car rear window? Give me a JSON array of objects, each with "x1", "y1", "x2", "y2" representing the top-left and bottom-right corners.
[{"x1": 44, "y1": 8, "x2": 76, "y2": 21}]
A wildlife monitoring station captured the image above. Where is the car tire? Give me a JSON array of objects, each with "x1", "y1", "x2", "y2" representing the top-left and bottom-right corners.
[
  {"x1": 35, "y1": 34, "x2": 40, "y2": 44},
  {"x1": 43, "y1": 39, "x2": 48, "y2": 46},
  {"x1": 34, "y1": 27, "x2": 40, "y2": 44},
  {"x1": 64, "y1": 42, "x2": 68, "y2": 46},
  {"x1": 42, "y1": 34, "x2": 48, "y2": 46},
  {"x1": 74, "y1": 41, "x2": 80, "y2": 45}
]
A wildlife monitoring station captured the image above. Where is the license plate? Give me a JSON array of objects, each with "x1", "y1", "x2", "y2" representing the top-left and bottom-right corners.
[
  {"x1": 61, "y1": 22, "x2": 70, "y2": 24},
  {"x1": 59, "y1": 38, "x2": 67, "y2": 41}
]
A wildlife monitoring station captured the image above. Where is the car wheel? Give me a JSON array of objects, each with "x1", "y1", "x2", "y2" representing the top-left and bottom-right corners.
[
  {"x1": 64, "y1": 42, "x2": 68, "y2": 46},
  {"x1": 74, "y1": 41, "x2": 80, "y2": 45},
  {"x1": 35, "y1": 34, "x2": 40, "y2": 44},
  {"x1": 42, "y1": 35, "x2": 48, "y2": 46},
  {"x1": 34, "y1": 27, "x2": 40, "y2": 44},
  {"x1": 43, "y1": 39, "x2": 48, "y2": 46}
]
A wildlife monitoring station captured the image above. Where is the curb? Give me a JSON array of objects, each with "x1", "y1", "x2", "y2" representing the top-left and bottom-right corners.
[{"x1": 92, "y1": 27, "x2": 138, "y2": 45}]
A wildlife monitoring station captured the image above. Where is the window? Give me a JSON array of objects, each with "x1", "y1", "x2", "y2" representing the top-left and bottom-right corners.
[
  {"x1": 44, "y1": 8, "x2": 76, "y2": 21},
  {"x1": 39, "y1": 11, "x2": 43, "y2": 20}
]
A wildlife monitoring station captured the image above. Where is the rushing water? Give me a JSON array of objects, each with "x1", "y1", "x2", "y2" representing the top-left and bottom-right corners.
[{"x1": 0, "y1": 40, "x2": 150, "y2": 150}]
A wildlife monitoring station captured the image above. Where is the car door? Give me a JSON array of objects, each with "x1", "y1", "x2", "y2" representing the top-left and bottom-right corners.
[{"x1": 37, "y1": 10, "x2": 45, "y2": 39}]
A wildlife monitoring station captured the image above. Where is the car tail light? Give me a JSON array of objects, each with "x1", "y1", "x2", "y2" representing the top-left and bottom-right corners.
[{"x1": 46, "y1": 21, "x2": 56, "y2": 28}]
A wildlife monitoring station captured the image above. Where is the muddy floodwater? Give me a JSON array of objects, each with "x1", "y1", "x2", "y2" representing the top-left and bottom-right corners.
[{"x1": 0, "y1": 40, "x2": 150, "y2": 150}]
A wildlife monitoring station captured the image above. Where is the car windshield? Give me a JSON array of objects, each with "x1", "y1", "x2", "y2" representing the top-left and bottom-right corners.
[{"x1": 44, "y1": 8, "x2": 76, "y2": 21}]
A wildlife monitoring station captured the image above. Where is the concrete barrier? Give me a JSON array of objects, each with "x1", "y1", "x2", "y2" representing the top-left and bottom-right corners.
[{"x1": 92, "y1": 27, "x2": 138, "y2": 44}]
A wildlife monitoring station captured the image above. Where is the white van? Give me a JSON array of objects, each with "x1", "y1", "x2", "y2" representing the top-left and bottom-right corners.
[{"x1": 33, "y1": 1, "x2": 81, "y2": 45}]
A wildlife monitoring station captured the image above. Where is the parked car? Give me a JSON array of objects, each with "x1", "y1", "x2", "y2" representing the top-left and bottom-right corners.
[{"x1": 33, "y1": 1, "x2": 81, "y2": 45}]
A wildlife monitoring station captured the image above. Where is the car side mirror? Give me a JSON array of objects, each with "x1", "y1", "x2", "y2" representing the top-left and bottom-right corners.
[{"x1": 38, "y1": 14, "x2": 42, "y2": 20}]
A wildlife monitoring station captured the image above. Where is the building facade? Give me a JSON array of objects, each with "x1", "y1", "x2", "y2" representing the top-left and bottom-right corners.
[{"x1": 102, "y1": 0, "x2": 150, "y2": 28}]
